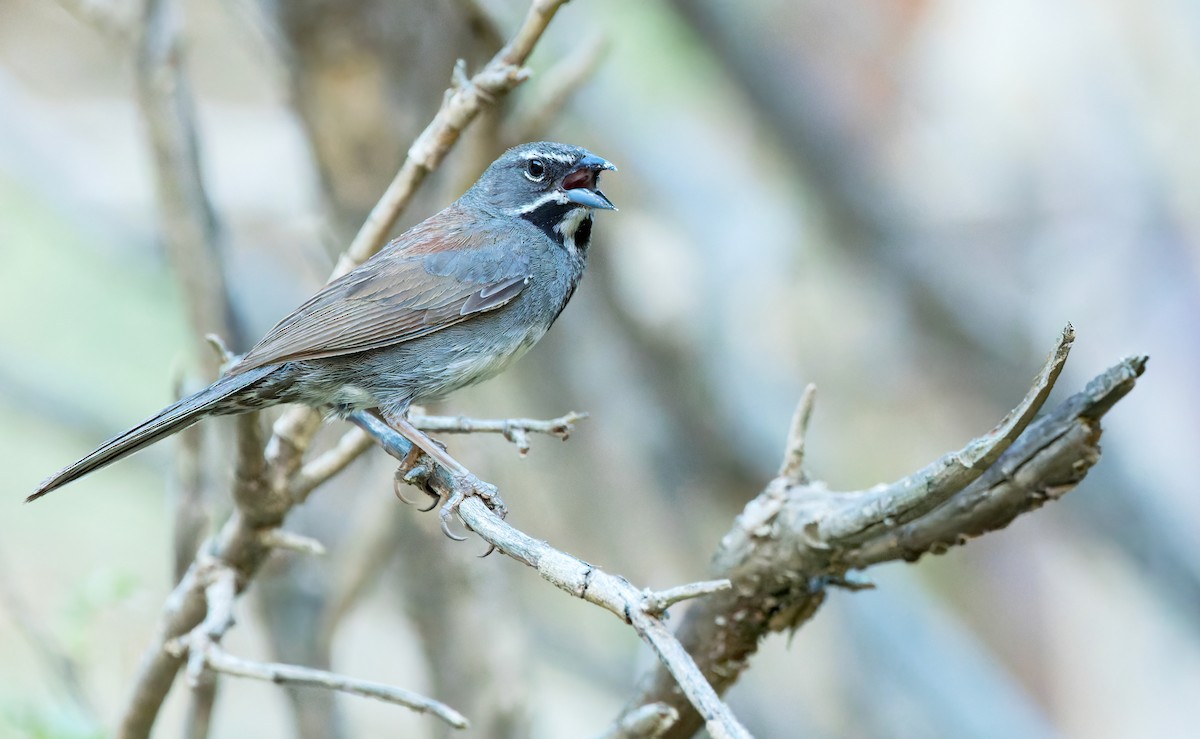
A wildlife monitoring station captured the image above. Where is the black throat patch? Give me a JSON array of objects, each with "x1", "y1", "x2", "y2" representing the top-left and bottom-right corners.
[
  {"x1": 521, "y1": 200, "x2": 574, "y2": 245},
  {"x1": 522, "y1": 201, "x2": 593, "y2": 258}
]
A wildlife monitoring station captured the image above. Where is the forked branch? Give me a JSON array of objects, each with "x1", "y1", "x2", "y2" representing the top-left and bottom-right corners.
[{"x1": 610, "y1": 329, "x2": 1147, "y2": 738}]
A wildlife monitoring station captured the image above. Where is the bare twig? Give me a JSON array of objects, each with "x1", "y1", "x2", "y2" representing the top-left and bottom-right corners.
[
  {"x1": 163, "y1": 564, "x2": 467, "y2": 729},
  {"x1": 289, "y1": 410, "x2": 586, "y2": 501},
  {"x1": 192, "y1": 645, "x2": 469, "y2": 729},
  {"x1": 841, "y1": 355, "x2": 1149, "y2": 566},
  {"x1": 288, "y1": 426, "x2": 375, "y2": 502},
  {"x1": 334, "y1": 0, "x2": 574, "y2": 277},
  {"x1": 614, "y1": 341, "x2": 1145, "y2": 738},
  {"x1": 777, "y1": 383, "x2": 817, "y2": 482},
  {"x1": 259, "y1": 528, "x2": 327, "y2": 557},
  {"x1": 642, "y1": 580, "x2": 732, "y2": 617},
  {"x1": 412, "y1": 410, "x2": 587, "y2": 456}
]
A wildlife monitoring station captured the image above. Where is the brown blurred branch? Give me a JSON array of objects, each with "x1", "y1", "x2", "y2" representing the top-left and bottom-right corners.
[
  {"x1": 611, "y1": 332, "x2": 1147, "y2": 738},
  {"x1": 116, "y1": 2, "x2": 578, "y2": 736},
  {"x1": 135, "y1": 0, "x2": 241, "y2": 371}
]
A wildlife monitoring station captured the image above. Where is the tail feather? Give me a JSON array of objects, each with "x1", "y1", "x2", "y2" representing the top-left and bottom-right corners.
[{"x1": 27, "y1": 367, "x2": 272, "y2": 502}]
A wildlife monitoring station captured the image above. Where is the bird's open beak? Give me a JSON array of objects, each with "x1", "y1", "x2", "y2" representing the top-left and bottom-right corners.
[{"x1": 562, "y1": 155, "x2": 618, "y2": 211}]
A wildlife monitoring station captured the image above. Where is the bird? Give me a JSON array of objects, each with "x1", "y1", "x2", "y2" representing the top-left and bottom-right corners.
[{"x1": 28, "y1": 141, "x2": 617, "y2": 531}]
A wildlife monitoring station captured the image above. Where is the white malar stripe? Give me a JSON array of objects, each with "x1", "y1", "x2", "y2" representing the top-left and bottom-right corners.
[
  {"x1": 511, "y1": 190, "x2": 570, "y2": 215},
  {"x1": 555, "y1": 207, "x2": 590, "y2": 257},
  {"x1": 519, "y1": 150, "x2": 576, "y2": 164}
]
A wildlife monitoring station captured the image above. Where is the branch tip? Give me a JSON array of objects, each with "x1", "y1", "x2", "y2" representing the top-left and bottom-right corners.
[
  {"x1": 259, "y1": 528, "x2": 327, "y2": 556},
  {"x1": 778, "y1": 383, "x2": 817, "y2": 482},
  {"x1": 643, "y1": 580, "x2": 732, "y2": 617}
]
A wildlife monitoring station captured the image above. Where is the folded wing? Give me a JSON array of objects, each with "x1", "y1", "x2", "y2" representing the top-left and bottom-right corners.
[{"x1": 232, "y1": 207, "x2": 530, "y2": 373}]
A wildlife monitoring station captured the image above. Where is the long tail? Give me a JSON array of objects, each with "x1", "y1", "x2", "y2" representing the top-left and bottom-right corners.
[{"x1": 27, "y1": 366, "x2": 274, "y2": 502}]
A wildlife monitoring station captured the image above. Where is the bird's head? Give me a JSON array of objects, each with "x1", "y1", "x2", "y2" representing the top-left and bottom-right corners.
[{"x1": 469, "y1": 142, "x2": 617, "y2": 252}]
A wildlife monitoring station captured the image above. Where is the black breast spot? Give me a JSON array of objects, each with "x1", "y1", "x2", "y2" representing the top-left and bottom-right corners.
[{"x1": 574, "y1": 217, "x2": 593, "y2": 254}]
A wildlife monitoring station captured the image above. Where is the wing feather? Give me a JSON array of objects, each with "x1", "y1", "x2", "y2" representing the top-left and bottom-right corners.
[{"x1": 231, "y1": 207, "x2": 529, "y2": 373}]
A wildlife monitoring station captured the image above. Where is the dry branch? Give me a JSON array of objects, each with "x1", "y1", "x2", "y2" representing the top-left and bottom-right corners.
[
  {"x1": 611, "y1": 334, "x2": 1147, "y2": 738},
  {"x1": 161, "y1": 563, "x2": 468, "y2": 729}
]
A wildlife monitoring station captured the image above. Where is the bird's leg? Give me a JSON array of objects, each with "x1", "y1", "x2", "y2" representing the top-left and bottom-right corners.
[{"x1": 381, "y1": 410, "x2": 507, "y2": 541}]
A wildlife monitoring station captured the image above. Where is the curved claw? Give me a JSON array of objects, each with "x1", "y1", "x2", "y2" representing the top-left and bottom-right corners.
[
  {"x1": 393, "y1": 471, "x2": 420, "y2": 507},
  {"x1": 439, "y1": 505, "x2": 468, "y2": 542},
  {"x1": 394, "y1": 465, "x2": 440, "y2": 510},
  {"x1": 478, "y1": 543, "x2": 497, "y2": 559}
]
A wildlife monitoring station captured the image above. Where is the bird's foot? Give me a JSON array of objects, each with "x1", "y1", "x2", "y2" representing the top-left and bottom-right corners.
[
  {"x1": 438, "y1": 473, "x2": 505, "y2": 545},
  {"x1": 392, "y1": 446, "x2": 439, "y2": 512}
]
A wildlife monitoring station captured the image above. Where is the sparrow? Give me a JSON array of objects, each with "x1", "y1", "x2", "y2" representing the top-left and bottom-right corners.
[{"x1": 28, "y1": 142, "x2": 617, "y2": 529}]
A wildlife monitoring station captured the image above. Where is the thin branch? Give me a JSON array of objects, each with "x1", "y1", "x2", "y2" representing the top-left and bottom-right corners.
[
  {"x1": 288, "y1": 426, "x2": 375, "y2": 502},
  {"x1": 289, "y1": 410, "x2": 586, "y2": 501},
  {"x1": 259, "y1": 528, "x2": 327, "y2": 557},
  {"x1": 643, "y1": 581, "x2": 732, "y2": 617},
  {"x1": 163, "y1": 564, "x2": 467, "y2": 729},
  {"x1": 193, "y1": 645, "x2": 469, "y2": 729},
  {"x1": 412, "y1": 410, "x2": 587, "y2": 456}
]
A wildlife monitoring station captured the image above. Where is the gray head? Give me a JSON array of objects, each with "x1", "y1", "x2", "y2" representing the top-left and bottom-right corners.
[{"x1": 469, "y1": 141, "x2": 617, "y2": 218}]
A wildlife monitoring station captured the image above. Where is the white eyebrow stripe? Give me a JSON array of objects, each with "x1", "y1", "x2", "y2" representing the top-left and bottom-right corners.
[
  {"x1": 510, "y1": 190, "x2": 570, "y2": 215},
  {"x1": 519, "y1": 150, "x2": 576, "y2": 164}
]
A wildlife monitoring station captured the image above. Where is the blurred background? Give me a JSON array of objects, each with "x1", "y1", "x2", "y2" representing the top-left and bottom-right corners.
[{"x1": 1, "y1": 0, "x2": 1198, "y2": 737}]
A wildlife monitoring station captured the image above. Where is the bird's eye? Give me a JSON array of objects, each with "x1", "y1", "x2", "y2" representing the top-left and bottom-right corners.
[{"x1": 525, "y1": 159, "x2": 546, "y2": 182}]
